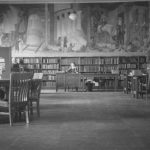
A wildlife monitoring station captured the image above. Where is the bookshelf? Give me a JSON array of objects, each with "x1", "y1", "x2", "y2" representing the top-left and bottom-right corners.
[
  {"x1": 0, "y1": 47, "x2": 11, "y2": 79},
  {"x1": 41, "y1": 57, "x2": 60, "y2": 89},
  {"x1": 60, "y1": 57, "x2": 80, "y2": 72},
  {"x1": 119, "y1": 56, "x2": 147, "y2": 75},
  {"x1": 13, "y1": 53, "x2": 147, "y2": 91}
]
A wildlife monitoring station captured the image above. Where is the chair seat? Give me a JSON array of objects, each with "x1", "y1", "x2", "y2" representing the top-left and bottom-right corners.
[
  {"x1": 29, "y1": 97, "x2": 38, "y2": 102},
  {"x1": 13, "y1": 101, "x2": 28, "y2": 110},
  {"x1": 0, "y1": 100, "x2": 8, "y2": 107}
]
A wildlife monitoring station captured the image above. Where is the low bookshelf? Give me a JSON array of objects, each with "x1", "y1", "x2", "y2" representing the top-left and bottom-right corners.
[{"x1": 13, "y1": 52, "x2": 147, "y2": 92}]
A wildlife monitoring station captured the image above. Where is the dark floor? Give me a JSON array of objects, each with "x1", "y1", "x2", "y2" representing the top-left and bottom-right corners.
[{"x1": 0, "y1": 92, "x2": 150, "y2": 150}]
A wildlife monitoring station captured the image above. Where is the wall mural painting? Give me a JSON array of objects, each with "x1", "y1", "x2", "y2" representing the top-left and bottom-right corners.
[
  {"x1": 126, "y1": 6, "x2": 149, "y2": 52},
  {"x1": 55, "y1": 9, "x2": 87, "y2": 52},
  {"x1": 89, "y1": 3, "x2": 150, "y2": 53},
  {"x1": 0, "y1": 5, "x2": 45, "y2": 54},
  {"x1": 0, "y1": 5, "x2": 27, "y2": 50},
  {"x1": 90, "y1": 7, "x2": 117, "y2": 52},
  {"x1": 0, "y1": 2, "x2": 149, "y2": 54}
]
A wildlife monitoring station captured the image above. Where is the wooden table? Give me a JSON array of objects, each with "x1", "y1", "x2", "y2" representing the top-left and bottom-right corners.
[
  {"x1": 123, "y1": 75, "x2": 132, "y2": 94},
  {"x1": 83, "y1": 73, "x2": 119, "y2": 91},
  {"x1": 56, "y1": 72, "x2": 85, "y2": 92},
  {"x1": 56, "y1": 72, "x2": 119, "y2": 92},
  {"x1": 130, "y1": 74, "x2": 148, "y2": 99}
]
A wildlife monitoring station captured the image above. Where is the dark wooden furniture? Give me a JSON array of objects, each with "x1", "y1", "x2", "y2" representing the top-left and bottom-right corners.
[
  {"x1": 123, "y1": 75, "x2": 132, "y2": 94},
  {"x1": 56, "y1": 72, "x2": 119, "y2": 91},
  {"x1": 83, "y1": 73, "x2": 119, "y2": 91},
  {"x1": 15, "y1": 55, "x2": 146, "y2": 91},
  {"x1": 131, "y1": 74, "x2": 148, "y2": 99},
  {"x1": 29, "y1": 79, "x2": 42, "y2": 117},
  {"x1": 56, "y1": 72, "x2": 65, "y2": 91},
  {"x1": 0, "y1": 78, "x2": 10, "y2": 100},
  {"x1": 56, "y1": 72, "x2": 85, "y2": 92},
  {"x1": 0, "y1": 72, "x2": 33, "y2": 126}
]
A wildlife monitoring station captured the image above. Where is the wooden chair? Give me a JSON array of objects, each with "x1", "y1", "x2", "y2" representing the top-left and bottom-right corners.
[
  {"x1": 0, "y1": 72, "x2": 33, "y2": 126},
  {"x1": 29, "y1": 73, "x2": 43, "y2": 117},
  {"x1": 131, "y1": 74, "x2": 148, "y2": 99}
]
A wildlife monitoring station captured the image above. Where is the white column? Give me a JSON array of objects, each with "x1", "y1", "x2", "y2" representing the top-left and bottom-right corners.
[
  {"x1": 59, "y1": 15, "x2": 63, "y2": 37},
  {"x1": 45, "y1": 4, "x2": 48, "y2": 47},
  {"x1": 56, "y1": 16, "x2": 60, "y2": 40},
  {"x1": 61, "y1": 13, "x2": 65, "y2": 37},
  {"x1": 68, "y1": 12, "x2": 72, "y2": 35},
  {"x1": 76, "y1": 10, "x2": 82, "y2": 30}
]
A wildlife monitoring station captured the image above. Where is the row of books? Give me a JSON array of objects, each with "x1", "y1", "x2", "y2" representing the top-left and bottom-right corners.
[
  {"x1": 42, "y1": 70, "x2": 58, "y2": 74},
  {"x1": 42, "y1": 81, "x2": 56, "y2": 87},
  {"x1": 42, "y1": 58, "x2": 59, "y2": 64},
  {"x1": 61, "y1": 58, "x2": 79, "y2": 65},
  {"x1": 61, "y1": 66, "x2": 79, "y2": 72},
  {"x1": 23, "y1": 58, "x2": 40, "y2": 64},
  {"x1": 42, "y1": 64, "x2": 59, "y2": 69},
  {"x1": 139, "y1": 64, "x2": 147, "y2": 69},
  {"x1": 103, "y1": 57, "x2": 119, "y2": 65},
  {"x1": 119, "y1": 57, "x2": 139, "y2": 64},
  {"x1": 139, "y1": 57, "x2": 147, "y2": 63},
  {"x1": 43, "y1": 75, "x2": 56, "y2": 80},
  {"x1": 79, "y1": 66, "x2": 119, "y2": 73},
  {"x1": 22, "y1": 57, "x2": 146, "y2": 67},
  {"x1": 79, "y1": 66, "x2": 100, "y2": 72},
  {"x1": 20, "y1": 56, "x2": 147, "y2": 65},
  {"x1": 25, "y1": 64, "x2": 144, "y2": 71},
  {"x1": 120, "y1": 70, "x2": 128, "y2": 75},
  {"x1": 119, "y1": 64, "x2": 137, "y2": 69},
  {"x1": 80, "y1": 58, "x2": 100, "y2": 65},
  {"x1": 26, "y1": 64, "x2": 41, "y2": 69},
  {"x1": 80, "y1": 57, "x2": 119, "y2": 65}
]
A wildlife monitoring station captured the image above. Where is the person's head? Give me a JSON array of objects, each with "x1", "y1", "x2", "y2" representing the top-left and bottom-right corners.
[
  {"x1": 70, "y1": 62, "x2": 75, "y2": 68},
  {"x1": 12, "y1": 58, "x2": 16, "y2": 64}
]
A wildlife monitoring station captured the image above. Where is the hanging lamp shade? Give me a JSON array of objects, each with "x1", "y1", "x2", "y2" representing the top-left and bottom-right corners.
[{"x1": 69, "y1": 11, "x2": 77, "y2": 20}]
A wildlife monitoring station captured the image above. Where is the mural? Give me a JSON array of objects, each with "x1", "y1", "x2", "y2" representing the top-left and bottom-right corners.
[
  {"x1": 0, "y1": 2, "x2": 149, "y2": 54},
  {"x1": 126, "y1": 6, "x2": 149, "y2": 52},
  {"x1": 89, "y1": 3, "x2": 150, "y2": 53},
  {"x1": 55, "y1": 9, "x2": 87, "y2": 52},
  {"x1": 90, "y1": 8, "x2": 117, "y2": 52}
]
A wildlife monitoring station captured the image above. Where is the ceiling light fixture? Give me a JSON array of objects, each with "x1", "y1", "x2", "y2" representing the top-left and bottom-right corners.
[{"x1": 69, "y1": 11, "x2": 77, "y2": 20}]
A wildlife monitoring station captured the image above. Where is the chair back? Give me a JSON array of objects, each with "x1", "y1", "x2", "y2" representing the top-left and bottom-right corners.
[
  {"x1": 30, "y1": 79, "x2": 42, "y2": 99},
  {"x1": 9, "y1": 72, "x2": 33, "y2": 109},
  {"x1": 30, "y1": 73, "x2": 43, "y2": 99}
]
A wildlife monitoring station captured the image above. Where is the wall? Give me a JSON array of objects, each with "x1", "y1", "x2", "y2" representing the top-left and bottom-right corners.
[{"x1": 0, "y1": 2, "x2": 148, "y2": 56}]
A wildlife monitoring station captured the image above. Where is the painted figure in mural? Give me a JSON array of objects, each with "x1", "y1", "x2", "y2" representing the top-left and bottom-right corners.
[
  {"x1": 96, "y1": 13, "x2": 116, "y2": 50},
  {"x1": 63, "y1": 36, "x2": 68, "y2": 48},
  {"x1": 26, "y1": 14, "x2": 43, "y2": 47},
  {"x1": 15, "y1": 9, "x2": 28, "y2": 51},
  {"x1": 97, "y1": 12, "x2": 107, "y2": 33},
  {"x1": 116, "y1": 17, "x2": 125, "y2": 48},
  {"x1": 57, "y1": 37, "x2": 61, "y2": 47}
]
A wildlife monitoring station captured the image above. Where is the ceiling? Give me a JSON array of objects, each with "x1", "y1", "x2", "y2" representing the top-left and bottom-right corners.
[{"x1": 0, "y1": 0, "x2": 149, "y2": 4}]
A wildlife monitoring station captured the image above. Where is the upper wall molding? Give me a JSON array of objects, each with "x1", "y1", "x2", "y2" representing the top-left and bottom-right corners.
[{"x1": 0, "y1": 0, "x2": 149, "y2": 4}]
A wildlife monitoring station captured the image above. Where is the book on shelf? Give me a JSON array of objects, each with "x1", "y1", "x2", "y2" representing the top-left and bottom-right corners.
[
  {"x1": 42, "y1": 58, "x2": 59, "y2": 63},
  {"x1": 61, "y1": 58, "x2": 79, "y2": 65}
]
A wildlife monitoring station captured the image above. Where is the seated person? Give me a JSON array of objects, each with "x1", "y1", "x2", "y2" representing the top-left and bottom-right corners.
[
  {"x1": 11, "y1": 58, "x2": 19, "y2": 72},
  {"x1": 19, "y1": 59, "x2": 29, "y2": 72},
  {"x1": 66, "y1": 62, "x2": 78, "y2": 73}
]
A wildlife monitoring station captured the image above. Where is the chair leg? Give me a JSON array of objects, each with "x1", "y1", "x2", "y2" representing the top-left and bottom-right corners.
[
  {"x1": 30, "y1": 101, "x2": 33, "y2": 115},
  {"x1": 9, "y1": 112, "x2": 13, "y2": 126},
  {"x1": 37, "y1": 101, "x2": 40, "y2": 117},
  {"x1": 25, "y1": 105, "x2": 29, "y2": 124}
]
